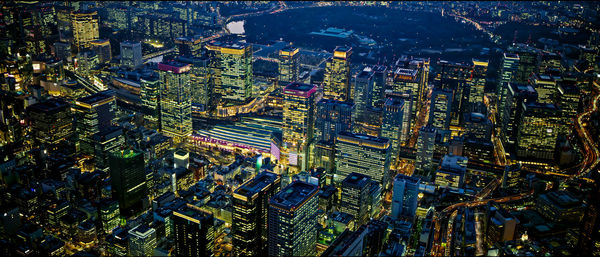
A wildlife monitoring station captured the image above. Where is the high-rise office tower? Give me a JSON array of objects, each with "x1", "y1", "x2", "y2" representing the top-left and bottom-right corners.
[
  {"x1": 434, "y1": 60, "x2": 472, "y2": 127},
  {"x1": 539, "y1": 51, "x2": 563, "y2": 74},
  {"x1": 415, "y1": 125, "x2": 437, "y2": 176},
  {"x1": 391, "y1": 174, "x2": 421, "y2": 220},
  {"x1": 76, "y1": 51, "x2": 98, "y2": 78},
  {"x1": 498, "y1": 53, "x2": 520, "y2": 115},
  {"x1": 45, "y1": 59, "x2": 65, "y2": 84},
  {"x1": 268, "y1": 181, "x2": 319, "y2": 257},
  {"x1": 57, "y1": 6, "x2": 74, "y2": 43},
  {"x1": 463, "y1": 112, "x2": 492, "y2": 141},
  {"x1": 282, "y1": 82, "x2": 317, "y2": 172},
  {"x1": 314, "y1": 98, "x2": 354, "y2": 142},
  {"x1": 128, "y1": 225, "x2": 157, "y2": 257},
  {"x1": 232, "y1": 172, "x2": 280, "y2": 257},
  {"x1": 173, "y1": 204, "x2": 215, "y2": 257},
  {"x1": 391, "y1": 68, "x2": 420, "y2": 120},
  {"x1": 353, "y1": 68, "x2": 374, "y2": 124},
  {"x1": 90, "y1": 39, "x2": 112, "y2": 64},
  {"x1": 158, "y1": 61, "x2": 192, "y2": 141},
  {"x1": 175, "y1": 36, "x2": 202, "y2": 57},
  {"x1": 93, "y1": 126, "x2": 125, "y2": 170},
  {"x1": 529, "y1": 73, "x2": 557, "y2": 104},
  {"x1": 556, "y1": 81, "x2": 580, "y2": 127},
  {"x1": 370, "y1": 65, "x2": 388, "y2": 108},
  {"x1": 177, "y1": 56, "x2": 213, "y2": 112},
  {"x1": 335, "y1": 131, "x2": 391, "y2": 188},
  {"x1": 428, "y1": 88, "x2": 453, "y2": 130},
  {"x1": 508, "y1": 44, "x2": 540, "y2": 84},
  {"x1": 434, "y1": 154, "x2": 468, "y2": 188},
  {"x1": 468, "y1": 59, "x2": 488, "y2": 113},
  {"x1": 71, "y1": 10, "x2": 99, "y2": 50},
  {"x1": 140, "y1": 75, "x2": 160, "y2": 130},
  {"x1": 278, "y1": 45, "x2": 299, "y2": 86},
  {"x1": 516, "y1": 102, "x2": 562, "y2": 161},
  {"x1": 340, "y1": 172, "x2": 372, "y2": 229},
  {"x1": 27, "y1": 99, "x2": 73, "y2": 151},
  {"x1": 109, "y1": 149, "x2": 148, "y2": 217},
  {"x1": 381, "y1": 95, "x2": 405, "y2": 161},
  {"x1": 205, "y1": 41, "x2": 252, "y2": 104},
  {"x1": 324, "y1": 46, "x2": 352, "y2": 101},
  {"x1": 54, "y1": 41, "x2": 72, "y2": 62},
  {"x1": 73, "y1": 91, "x2": 116, "y2": 154},
  {"x1": 99, "y1": 199, "x2": 120, "y2": 234},
  {"x1": 502, "y1": 163, "x2": 521, "y2": 189},
  {"x1": 120, "y1": 41, "x2": 142, "y2": 70},
  {"x1": 500, "y1": 83, "x2": 538, "y2": 150}
]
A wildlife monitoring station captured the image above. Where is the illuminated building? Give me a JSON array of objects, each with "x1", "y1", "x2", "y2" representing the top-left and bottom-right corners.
[
  {"x1": 177, "y1": 56, "x2": 213, "y2": 112},
  {"x1": 76, "y1": 51, "x2": 98, "y2": 78},
  {"x1": 370, "y1": 65, "x2": 388, "y2": 108},
  {"x1": 109, "y1": 149, "x2": 148, "y2": 217},
  {"x1": 499, "y1": 83, "x2": 537, "y2": 149},
  {"x1": 73, "y1": 91, "x2": 116, "y2": 155},
  {"x1": 508, "y1": 44, "x2": 540, "y2": 84},
  {"x1": 315, "y1": 98, "x2": 354, "y2": 142},
  {"x1": 26, "y1": 99, "x2": 73, "y2": 151},
  {"x1": 428, "y1": 88, "x2": 453, "y2": 130},
  {"x1": 434, "y1": 154, "x2": 467, "y2": 188},
  {"x1": 205, "y1": 41, "x2": 253, "y2": 104},
  {"x1": 47, "y1": 200, "x2": 70, "y2": 228},
  {"x1": 120, "y1": 41, "x2": 142, "y2": 70},
  {"x1": 99, "y1": 199, "x2": 120, "y2": 234},
  {"x1": 268, "y1": 181, "x2": 319, "y2": 257},
  {"x1": 529, "y1": 73, "x2": 557, "y2": 104},
  {"x1": 93, "y1": 126, "x2": 125, "y2": 170},
  {"x1": 282, "y1": 82, "x2": 317, "y2": 172},
  {"x1": 312, "y1": 141, "x2": 336, "y2": 173},
  {"x1": 536, "y1": 190, "x2": 586, "y2": 224},
  {"x1": 502, "y1": 163, "x2": 521, "y2": 189},
  {"x1": 173, "y1": 204, "x2": 215, "y2": 257},
  {"x1": 340, "y1": 172, "x2": 371, "y2": 229},
  {"x1": 158, "y1": 61, "x2": 192, "y2": 141},
  {"x1": 324, "y1": 46, "x2": 352, "y2": 101},
  {"x1": 71, "y1": 10, "x2": 99, "y2": 50},
  {"x1": 415, "y1": 125, "x2": 437, "y2": 176},
  {"x1": 90, "y1": 39, "x2": 112, "y2": 64},
  {"x1": 381, "y1": 95, "x2": 405, "y2": 161},
  {"x1": 128, "y1": 225, "x2": 157, "y2": 257},
  {"x1": 175, "y1": 36, "x2": 203, "y2": 57},
  {"x1": 278, "y1": 45, "x2": 299, "y2": 86},
  {"x1": 392, "y1": 68, "x2": 419, "y2": 120},
  {"x1": 516, "y1": 102, "x2": 561, "y2": 161},
  {"x1": 138, "y1": 15, "x2": 189, "y2": 40},
  {"x1": 462, "y1": 135, "x2": 494, "y2": 164},
  {"x1": 556, "y1": 81, "x2": 580, "y2": 127},
  {"x1": 77, "y1": 220, "x2": 97, "y2": 245},
  {"x1": 45, "y1": 59, "x2": 65, "y2": 84},
  {"x1": 463, "y1": 112, "x2": 492, "y2": 141},
  {"x1": 335, "y1": 131, "x2": 391, "y2": 188},
  {"x1": 54, "y1": 42, "x2": 72, "y2": 62},
  {"x1": 498, "y1": 53, "x2": 519, "y2": 103},
  {"x1": 539, "y1": 51, "x2": 563, "y2": 74},
  {"x1": 140, "y1": 75, "x2": 160, "y2": 130},
  {"x1": 353, "y1": 68, "x2": 374, "y2": 124},
  {"x1": 434, "y1": 60, "x2": 472, "y2": 127},
  {"x1": 391, "y1": 174, "x2": 420, "y2": 220},
  {"x1": 232, "y1": 172, "x2": 280, "y2": 256},
  {"x1": 56, "y1": 6, "x2": 73, "y2": 43},
  {"x1": 484, "y1": 202, "x2": 518, "y2": 247},
  {"x1": 468, "y1": 59, "x2": 488, "y2": 113}
]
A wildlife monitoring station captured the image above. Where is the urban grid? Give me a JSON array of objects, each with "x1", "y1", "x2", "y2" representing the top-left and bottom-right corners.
[{"x1": 1, "y1": 1, "x2": 600, "y2": 256}]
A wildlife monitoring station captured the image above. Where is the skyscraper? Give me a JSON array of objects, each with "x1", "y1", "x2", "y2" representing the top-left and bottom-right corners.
[
  {"x1": 232, "y1": 172, "x2": 280, "y2": 257},
  {"x1": 128, "y1": 225, "x2": 157, "y2": 257},
  {"x1": 370, "y1": 65, "x2": 388, "y2": 108},
  {"x1": 463, "y1": 112, "x2": 492, "y2": 141},
  {"x1": 93, "y1": 126, "x2": 125, "y2": 170},
  {"x1": 282, "y1": 82, "x2": 317, "y2": 172},
  {"x1": 205, "y1": 41, "x2": 253, "y2": 104},
  {"x1": 391, "y1": 174, "x2": 421, "y2": 220},
  {"x1": 90, "y1": 39, "x2": 112, "y2": 64},
  {"x1": 140, "y1": 75, "x2": 160, "y2": 130},
  {"x1": 468, "y1": 59, "x2": 488, "y2": 113},
  {"x1": 428, "y1": 88, "x2": 453, "y2": 130},
  {"x1": 529, "y1": 73, "x2": 557, "y2": 104},
  {"x1": 381, "y1": 95, "x2": 406, "y2": 161},
  {"x1": 71, "y1": 10, "x2": 99, "y2": 50},
  {"x1": 120, "y1": 41, "x2": 142, "y2": 70},
  {"x1": 268, "y1": 181, "x2": 319, "y2": 257},
  {"x1": 516, "y1": 102, "x2": 562, "y2": 161},
  {"x1": 158, "y1": 61, "x2": 192, "y2": 142},
  {"x1": 175, "y1": 36, "x2": 202, "y2": 57},
  {"x1": 109, "y1": 149, "x2": 147, "y2": 217},
  {"x1": 415, "y1": 125, "x2": 437, "y2": 176},
  {"x1": 73, "y1": 91, "x2": 116, "y2": 155},
  {"x1": 173, "y1": 204, "x2": 215, "y2": 257},
  {"x1": 498, "y1": 53, "x2": 520, "y2": 115},
  {"x1": 177, "y1": 56, "x2": 213, "y2": 112},
  {"x1": 335, "y1": 131, "x2": 391, "y2": 188},
  {"x1": 314, "y1": 98, "x2": 354, "y2": 142},
  {"x1": 278, "y1": 45, "x2": 299, "y2": 86},
  {"x1": 353, "y1": 68, "x2": 374, "y2": 124},
  {"x1": 27, "y1": 99, "x2": 73, "y2": 151},
  {"x1": 340, "y1": 172, "x2": 372, "y2": 229},
  {"x1": 324, "y1": 46, "x2": 352, "y2": 101},
  {"x1": 508, "y1": 44, "x2": 540, "y2": 84},
  {"x1": 499, "y1": 83, "x2": 538, "y2": 150}
]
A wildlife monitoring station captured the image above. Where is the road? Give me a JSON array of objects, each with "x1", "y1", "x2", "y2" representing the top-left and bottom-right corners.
[{"x1": 570, "y1": 80, "x2": 600, "y2": 182}]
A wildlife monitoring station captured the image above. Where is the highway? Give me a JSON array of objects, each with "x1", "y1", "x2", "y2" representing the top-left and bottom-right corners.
[{"x1": 570, "y1": 80, "x2": 600, "y2": 182}]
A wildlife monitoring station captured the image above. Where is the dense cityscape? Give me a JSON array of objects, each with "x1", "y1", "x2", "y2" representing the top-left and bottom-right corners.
[{"x1": 0, "y1": 1, "x2": 599, "y2": 256}]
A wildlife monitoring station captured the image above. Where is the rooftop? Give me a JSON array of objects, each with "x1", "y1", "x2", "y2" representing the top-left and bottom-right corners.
[
  {"x1": 75, "y1": 91, "x2": 114, "y2": 106},
  {"x1": 234, "y1": 172, "x2": 279, "y2": 201},
  {"x1": 283, "y1": 82, "x2": 317, "y2": 97},
  {"x1": 342, "y1": 172, "x2": 371, "y2": 187},
  {"x1": 337, "y1": 131, "x2": 390, "y2": 145},
  {"x1": 270, "y1": 181, "x2": 318, "y2": 211},
  {"x1": 27, "y1": 99, "x2": 69, "y2": 113}
]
